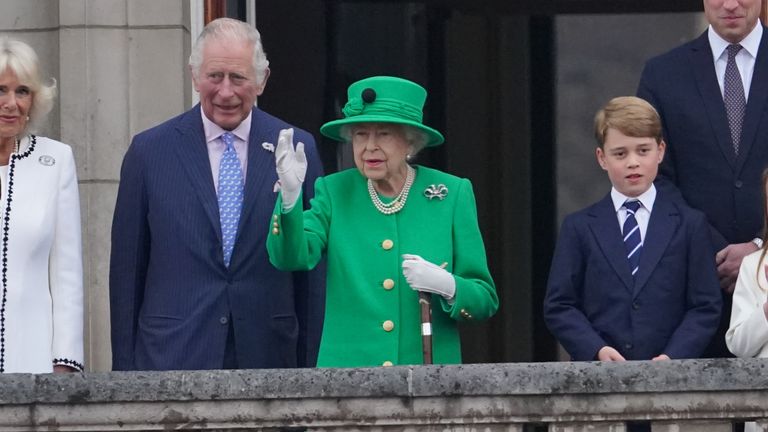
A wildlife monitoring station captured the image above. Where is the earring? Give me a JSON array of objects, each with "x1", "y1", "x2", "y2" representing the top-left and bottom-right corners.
[
  {"x1": 25, "y1": 116, "x2": 29, "y2": 121},
  {"x1": 406, "y1": 154, "x2": 412, "y2": 162}
]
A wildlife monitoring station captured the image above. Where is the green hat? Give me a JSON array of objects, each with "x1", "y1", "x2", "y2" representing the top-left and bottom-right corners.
[{"x1": 320, "y1": 76, "x2": 445, "y2": 147}]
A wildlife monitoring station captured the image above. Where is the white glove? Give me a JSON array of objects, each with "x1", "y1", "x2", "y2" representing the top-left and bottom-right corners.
[
  {"x1": 272, "y1": 128, "x2": 307, "y2": 211},
  {"x1": 402, "y1": 253, "x2": 456, "y2": 300}
]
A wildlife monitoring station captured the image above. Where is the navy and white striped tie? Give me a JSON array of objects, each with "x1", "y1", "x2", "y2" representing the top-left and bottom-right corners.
[{"x1": 623, "y1": 200, "x2": 643, "y2": 277}]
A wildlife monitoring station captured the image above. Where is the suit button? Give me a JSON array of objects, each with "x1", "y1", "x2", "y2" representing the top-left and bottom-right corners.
[
  {"x1": 625, "y1": 343, "x2": 633, "y2": 350},
  {"x1": 382, "y1": 320, "x2": 394, "y2": 331},
  {"x1": 382, "y1": 279, "x2": 395, "y2": 290},
  {"x1": 382, "y1": 361, "x2": 393, "y2": 367},
  {"x1": 735, "y1": 180, "x2": 743, "y2": 188},
  {"x1": 382, "y1": 239, "x2": 394, "y2": 250},
  {"x1": 632, "y1": 302, "x2": 639, "y2": 310},
  {"x1": 272, "y1": 228, "x2": 279, "y2": 235},
  {"x1": 219, "y1": 316, "x2": 228, "y2": 325}
]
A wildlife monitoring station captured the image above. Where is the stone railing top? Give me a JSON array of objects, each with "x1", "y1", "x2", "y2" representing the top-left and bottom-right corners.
[{"x1": 1, "y1": 358, "x2": 767, "y2": 405}]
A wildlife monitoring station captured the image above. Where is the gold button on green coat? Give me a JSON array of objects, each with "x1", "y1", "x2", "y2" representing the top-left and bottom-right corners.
[
  {"x1": 382, "y1": 320, "x2": 395, "y2": 332},
  {"x1": 267, "y1": 166, "x2": 498, "y2": 367},
  {"x1": 382, "y1": 279, "x2": 395, "y2": 290},
  {"x1": 382, "y1": 239, "x2": 393, "y2": 250}
]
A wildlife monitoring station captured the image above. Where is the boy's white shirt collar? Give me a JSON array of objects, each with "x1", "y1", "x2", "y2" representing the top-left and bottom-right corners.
[{"x1": 610, "y1": 183, "x2": 657, "y2": 213}]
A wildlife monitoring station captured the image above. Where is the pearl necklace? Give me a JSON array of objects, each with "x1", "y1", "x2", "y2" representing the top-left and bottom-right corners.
[{"x1": 368, "y1": 165, "x2": 415, "y2": 215}]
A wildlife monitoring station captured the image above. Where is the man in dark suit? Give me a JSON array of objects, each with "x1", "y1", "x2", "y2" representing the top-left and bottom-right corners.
[
  {"x1": 637, "y1": 0, "x2": 765, "y2": 357},
  {"x1": 544, "y1": 97, "x2": 722, "y2": 363},
  {"x1": 109, "y1": 18, "x2": 324, "y2": 370}
]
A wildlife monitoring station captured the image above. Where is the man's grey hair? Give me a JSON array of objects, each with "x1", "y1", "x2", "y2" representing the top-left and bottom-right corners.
[{"x1": 188, "y1": 18, "x2": 269, "y2": 84}]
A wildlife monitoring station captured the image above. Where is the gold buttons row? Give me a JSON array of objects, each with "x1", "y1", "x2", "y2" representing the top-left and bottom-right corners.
[
  {"x1": 460, "y1": 308, "x2": 473, "y2": 320},
  {"x1": 271, "y1": 214, "x2": 279, "y2": 235},
  {"x1": 379, "y1": 236, "x2": 394, "y2": 290},
  {"x1": 378, "y1": 238, "x2": 396, "y2": 362}
]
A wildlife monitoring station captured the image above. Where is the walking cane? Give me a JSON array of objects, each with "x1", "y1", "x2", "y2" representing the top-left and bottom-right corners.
[
  {"x1": 419, "y1": 262, "x2": 447, "y2": 365},
  {"x1": 418, "y1": 291, "x2": 433, "y2": 364}
]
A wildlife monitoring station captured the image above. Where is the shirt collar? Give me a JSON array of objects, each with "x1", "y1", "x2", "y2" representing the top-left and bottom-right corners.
[
  {"x1": 200, "y1": 106, "x2": 252, "y2": 144},
  {"x1": 708, "y1": 20, "x2": 763, "y2": 61},
  {"x1": 610, "y1": 183, "x2": 657, "y2": 214}
]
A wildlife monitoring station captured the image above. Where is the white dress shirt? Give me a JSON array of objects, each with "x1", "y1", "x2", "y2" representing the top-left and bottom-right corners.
[
  {"x1": 201, "y1": 107, "x2": 251, "y2": 191},
  {"x1": 709, "y1": 21, "x2": 763, "y2": 101}
]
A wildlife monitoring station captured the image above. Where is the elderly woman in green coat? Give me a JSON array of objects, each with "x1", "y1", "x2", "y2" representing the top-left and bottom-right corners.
[{"x1": 268, "y1": 76, "x2": 498, "y2": 367}]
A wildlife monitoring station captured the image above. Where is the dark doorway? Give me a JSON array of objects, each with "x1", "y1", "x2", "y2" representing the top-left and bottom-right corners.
[{"x1": 207, "y1": 0, "x2": 709, "y2": 363}]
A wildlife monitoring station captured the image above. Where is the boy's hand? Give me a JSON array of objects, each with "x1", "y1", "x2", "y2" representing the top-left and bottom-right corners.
[
  {"x1": 652, "y1": 354, "x2": 670, "y2": 361},
  {"x1": 716, "y1": 241, "x2": 758, "y2": 294},
  {"x1": 597, "y1": 346, "x2": 626, "y2": 362}
]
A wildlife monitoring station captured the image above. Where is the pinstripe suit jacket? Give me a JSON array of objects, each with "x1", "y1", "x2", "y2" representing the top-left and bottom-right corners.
[{"x1": 109, "y1": 105, "x2": 324, "y2": 370}]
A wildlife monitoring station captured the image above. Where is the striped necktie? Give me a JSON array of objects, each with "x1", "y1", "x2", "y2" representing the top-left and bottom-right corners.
[
  {"x1": 623, "y1": 200, "x2": 643, "y2": 277},
  {"x1": 218, "y1": 132, "x2": 244, "y2": 267}
]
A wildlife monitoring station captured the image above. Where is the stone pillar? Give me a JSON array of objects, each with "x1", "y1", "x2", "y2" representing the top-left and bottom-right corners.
[{"x1": 1, "y1": 0, "x2": 192, "y2": 371}]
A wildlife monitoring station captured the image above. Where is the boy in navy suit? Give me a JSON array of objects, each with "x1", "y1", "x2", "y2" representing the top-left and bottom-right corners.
[{"x1": 544, "y1": 96, "x2": 722, "y2": 362}]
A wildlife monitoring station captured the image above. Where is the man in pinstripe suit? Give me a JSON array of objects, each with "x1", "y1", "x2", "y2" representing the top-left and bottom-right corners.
[{"x1": 109, "y1": 18, "x2": 324, "y2": 370}]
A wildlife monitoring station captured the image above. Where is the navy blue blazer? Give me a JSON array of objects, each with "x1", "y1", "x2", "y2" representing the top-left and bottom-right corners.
[
  {"x1": 109, "y1": 105, "x2": 325, "y2": 371},
  {"x1": 637, "y1": 28, "x2": 768, "y2": 251},
  {"x1": 543, "y1": 190, "x2": 722, "y2": 361}
]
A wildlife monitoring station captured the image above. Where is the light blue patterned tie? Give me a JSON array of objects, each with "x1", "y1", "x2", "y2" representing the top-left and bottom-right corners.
[
  {"x1": 218, "y1": 132, "x2": 243, "y2": 267},
  {"x1": 623, "y1": 200, "x2": 643, "y2": 277}
]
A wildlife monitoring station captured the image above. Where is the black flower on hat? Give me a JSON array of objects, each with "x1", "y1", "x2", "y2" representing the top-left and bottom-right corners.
[
  {"x1": 342, "y1": 88, "x2": 378, "y2": 117},
  {"x1": 342, "y1": 98, "x2": 364, "y2": 117}
]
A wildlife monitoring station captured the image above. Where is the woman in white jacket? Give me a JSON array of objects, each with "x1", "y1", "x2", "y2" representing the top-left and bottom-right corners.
[
  {"x1": 726, "y1": 169, "x2": 768, "y2": 432},
  {"x1": 0, "y1": 38, "x2": 83, "y2": 373}
]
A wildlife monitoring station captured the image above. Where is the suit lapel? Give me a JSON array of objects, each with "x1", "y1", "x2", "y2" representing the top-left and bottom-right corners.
[
  {"x1": 237, "y1": 108, "x2": 277, "y2": 243},
  {"x1": 735, "y1": 27, "x2": 768, "y2": 173},
  {"x1": 171, "y1": 106, "x2": 222, "y2": 242},
  {"x1": 588, "y1": 195, "x2": 634, "y2": 291},
  {"x1": 689, "y1": 32, "x2": 738, "y2": 169},
  {"x1": 632, "y1": 193, "x2": 678, "y2": 297}
]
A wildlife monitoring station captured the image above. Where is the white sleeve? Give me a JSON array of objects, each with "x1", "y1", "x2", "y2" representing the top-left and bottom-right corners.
[
  {"x1": 726, "y1": 254, "x2": 768, "y2": 358},
  {"x1": 49, "y1": 146, "x2": 84, "y2": 371}
]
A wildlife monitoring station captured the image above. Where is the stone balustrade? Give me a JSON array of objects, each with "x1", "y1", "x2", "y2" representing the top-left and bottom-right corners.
[{"x1": 1, "y1": 359, "x2": 767, "y2": 431}]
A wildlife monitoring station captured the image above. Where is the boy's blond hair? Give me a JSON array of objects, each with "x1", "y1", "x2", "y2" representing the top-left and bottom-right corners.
[{"x1": 594, "y1": 96, "x2": 662, "y2": 148}]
